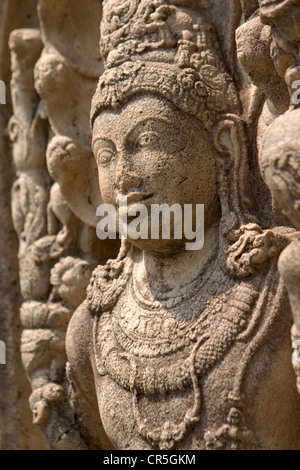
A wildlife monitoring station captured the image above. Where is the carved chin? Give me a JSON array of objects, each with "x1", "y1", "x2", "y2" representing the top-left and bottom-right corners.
[{"x1": 126, "y1": 236, "x2": 187, "y2": 254}]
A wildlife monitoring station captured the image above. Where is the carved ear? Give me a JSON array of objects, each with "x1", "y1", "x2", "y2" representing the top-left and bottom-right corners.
[
  {"x1": 213, "y1": 117, "x2": 253, "y2": 225},
  {"x1": 214, "y1": 117, "x2": 241, "y2": 158}
]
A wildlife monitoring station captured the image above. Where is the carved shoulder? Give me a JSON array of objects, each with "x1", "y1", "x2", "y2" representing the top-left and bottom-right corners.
[
  {"x1": 66, "y1": 301, "x2": 114, "y2": 449},
  {"x1": 66, "y1": 301, "x2": 94, "y2": 375}
]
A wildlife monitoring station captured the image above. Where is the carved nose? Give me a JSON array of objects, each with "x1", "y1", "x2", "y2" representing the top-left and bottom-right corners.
[
  {"x1": 116, "y1": 171, "x2": 143, "y2": 192},
  {"x1": 115, "y1": 155, "x2": 142, "y2": 192}
]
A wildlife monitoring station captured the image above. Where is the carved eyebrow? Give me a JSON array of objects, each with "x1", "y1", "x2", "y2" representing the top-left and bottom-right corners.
[
  {"x1": 92, "y1": 117, "x2": 173, "y2": 151},
  {"x1": 125, "y1": 116, "x2": 173, "y2": 141},
  {"x1": 92, "y1": 137, "x2": 115, "y2": 151}
]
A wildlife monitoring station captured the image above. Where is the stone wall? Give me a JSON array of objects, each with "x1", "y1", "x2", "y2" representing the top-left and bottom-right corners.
[{"x1": 0, "y1": 0, "x2": 46, "y2": 450}]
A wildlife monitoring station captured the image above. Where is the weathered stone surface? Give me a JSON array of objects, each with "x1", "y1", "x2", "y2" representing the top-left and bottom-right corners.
[
  {"x1": 238, "y1": 0, "x2": 300, "y2": 402},
  {"x1": 1, "y1": 0, "x2": 300, "y2": 451},
  {"x1": 0, "y1": 0, "x2": 47, "y2": 450}
]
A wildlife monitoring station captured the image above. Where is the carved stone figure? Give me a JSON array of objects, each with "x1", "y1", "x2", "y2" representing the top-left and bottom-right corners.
[
  {"x1": 64, "y1": 0, "x2": 300, "y2": 450},
  {"x1": 3, "y1": 0, "x2": 300, "y2": 451}
]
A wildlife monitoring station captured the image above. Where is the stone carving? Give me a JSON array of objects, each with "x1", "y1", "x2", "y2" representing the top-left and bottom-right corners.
[
  {"x1": 65, "y1": 0, "x2": 300, "y2": 450},
  {"x1": 8, "y1": 2, "x2": 119, "y2": 450},
  {"x1": 236, "y1": 0, "x2": 300, "y2": 397},
  {"x1": 5, "y1": 0, "x2": 300, "y2": 451}
]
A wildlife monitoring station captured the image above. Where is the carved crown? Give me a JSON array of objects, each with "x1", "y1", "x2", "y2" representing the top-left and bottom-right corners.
[{"x1": 91, "y1": 0, "x2": 240, "y2": 130}]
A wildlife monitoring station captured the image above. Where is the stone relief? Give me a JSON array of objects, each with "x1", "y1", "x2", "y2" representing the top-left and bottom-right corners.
[
  {"x1": 69, "y1": 0, "x2": 300, "y2": 450},
  {"x1": 7, "y1": 1, "x2": 118, "y2": 450},
  {"x1": 2, "y1": 0, "x2": 300, "y2": 451},
  {"x1": 237, "y1": 0, "x2": 300, "y2": 396}
]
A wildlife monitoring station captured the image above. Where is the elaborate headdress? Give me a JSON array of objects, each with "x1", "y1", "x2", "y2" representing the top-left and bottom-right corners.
[{"x1": 91, "y1": 0, "x2": 240, "y2": 131}]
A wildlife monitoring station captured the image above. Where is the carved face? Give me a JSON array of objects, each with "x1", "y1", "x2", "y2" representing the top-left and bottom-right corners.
[{"x1": 92, "y1": 95, "x2": 218, "y2": 253}]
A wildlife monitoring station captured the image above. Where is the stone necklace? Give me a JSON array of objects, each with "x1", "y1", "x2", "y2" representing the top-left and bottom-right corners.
[
  {"x1": 93, "y1": 260, "x2": 259, "y2": 449},
  {"x1": 112, "y1": 258, "x2": 225, "y2": 358}
]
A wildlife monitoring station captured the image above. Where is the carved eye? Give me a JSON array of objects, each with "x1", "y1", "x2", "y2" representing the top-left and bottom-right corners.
[
  {"x1": 97, "y1": 148, "x2": 116, "y2": 165},
  {"x1": 135, "y1": 131, "x2": 159, "y2": 150}
]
